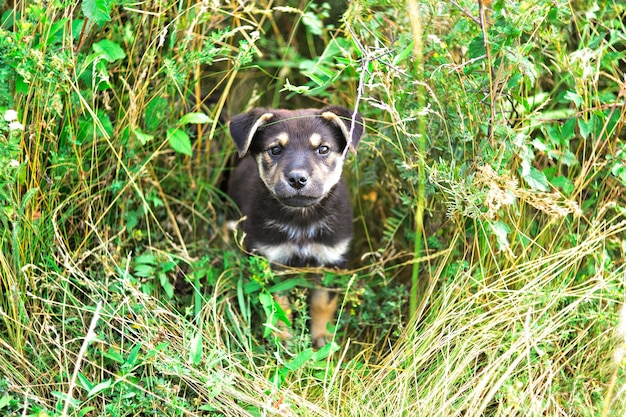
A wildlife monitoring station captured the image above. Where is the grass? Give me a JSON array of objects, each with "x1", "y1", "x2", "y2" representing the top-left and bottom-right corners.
[{"x1": 1, "y1": 0, "x2": 625, "y2": 416}]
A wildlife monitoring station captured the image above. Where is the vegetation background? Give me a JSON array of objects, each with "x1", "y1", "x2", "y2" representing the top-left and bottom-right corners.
[{"x1": 1, "y1": 0, "x2": 625, "y2": 415}]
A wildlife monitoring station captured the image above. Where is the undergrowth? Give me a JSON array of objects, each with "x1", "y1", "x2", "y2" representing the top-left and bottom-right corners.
[{"x1": 0, "y1": 0, "x2": 625, "y2": 416}]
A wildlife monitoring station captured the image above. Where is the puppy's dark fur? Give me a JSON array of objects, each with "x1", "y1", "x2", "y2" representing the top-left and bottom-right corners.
[{"x1": 227, "y1": 106, "x2": 364, "y2": 347}]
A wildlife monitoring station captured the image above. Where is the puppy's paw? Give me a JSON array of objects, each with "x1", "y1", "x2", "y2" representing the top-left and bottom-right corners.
[{"x1": 312, "y1": 335, "x2": 328, "y2": 349}]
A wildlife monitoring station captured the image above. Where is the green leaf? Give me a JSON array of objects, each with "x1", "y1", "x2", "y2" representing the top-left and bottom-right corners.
[
  {"x1": 267, "y1": 277, "x2": 309, "y2": 293},
  {"x1": 489, "y1": 221, "x2": 511, "y2": 254},
  {"x1": 101, "y1": 348, "x2": 124, "y2": 364},
  {"x1": 393, "y1": 40, "x2": 414, "y2": 66},
  {"x1": 82, "y1": 0, "x2": 113, "y2": 26},
  {"x1": 145, "y1": 97, "x2": 168, "y2": 131},
  {"x1": 167, "y1": 128, "x2": 192, "y2": 156},
  {"x1": 179, "y1": 112, "x2": 211, "y2": 125},
  {"x1": 562, "y1": 118, "x2": 576, "y2": 141},
  {"x1": 284, "y1": 348, "x2": 314, "y2": 371},
  {"x1": 20, "y1": 187, "x2": 39, "y2": 213},
  {"x1": 122, "y1": 343, "x2": 142, "y2": 370},
  {"x1": 189, "y1": 332, "x2": 203, "y2": 365},
  {"x1": 133, "y1": 128, "x2": 154, "y2": 146},
  {"x1": 313, "y1": 341, "x2": 340, "y2": 361},
  {"x1": 521, "y1": 167, "x2": 550, "y2": 192},
  {"x1": 468, "y1": 35, "x2": 486, "y2": 59},
  {"x1": 564, "y1": 90, "x2": 582, "y2": 108},
  {"x1": 77, "y1": 372, "x2": 94, "y2": 392},
  {"x1": 133, "y1": 264, "x2": 154, "y2": 278},
  {"x1": 87, "y1": 379, "x2": 113, "y2": 397},
  {"x1": 135, "y1": 253, "x2": 156, "y2": 264},
  {"x1": 93, "y1": 39, "x2": 126, "y2": 62},
  {"x1": 560, "y1": 150, "x2": 578, "y2": 167},
  {"x1": 545, "y1": 125, "x2": 560, "y2": 146},
  {"x1": 302, "y1": 12, "x2": 323, "y2": 36},
  {"x1": 259, "y1": 292, "x2": 292, "y2": 333},
  {"x1": 78, "y1": 407, "x2": 96, "y2": 417},
  {"x1": 51, "y1": 391, "x2": 82, "y2": 407},
  {"x1": 76, "y1": 110, "x2": 114, "y2": 143},
  {"x1": 550, "y1": 175, "x2": 574, "y2": 194},
  {"x1": 578, "y1": 117, "x2": 591, "y2": 139},
  {"x1": 158, "y1": 272, "x2": 174, "y2": 299},
  {"x1": 0, "y1": 394, "x2": 13, "y2": 409}
]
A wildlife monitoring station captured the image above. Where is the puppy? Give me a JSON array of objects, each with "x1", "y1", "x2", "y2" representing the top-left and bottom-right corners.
[{"x1": 227, "y1": 106, "x2": 364, "y2": 348}]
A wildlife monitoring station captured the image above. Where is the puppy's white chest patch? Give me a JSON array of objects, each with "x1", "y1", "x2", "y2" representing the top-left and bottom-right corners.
[{"x1": 255, "y1": 238, "x2": 351, "y2": 266}]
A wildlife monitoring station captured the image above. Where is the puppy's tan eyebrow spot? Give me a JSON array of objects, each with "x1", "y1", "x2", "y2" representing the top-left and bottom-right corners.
[
  {"x1": 309, "y1": 133, "x2": 322, "y2": 148},
  {"x1": 276, "y1": 132, "x2": 289, "y2": 147}
]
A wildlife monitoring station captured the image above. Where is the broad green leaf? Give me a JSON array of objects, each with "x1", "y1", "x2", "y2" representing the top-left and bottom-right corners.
[
  {"x1": 77, "y1": 372, "x2": 94, "y2": 392},
  {"x1": 562, "y1": 118, "x2": 576, "y2": 141},
  {"x1": 489, "y1": 220, "x2": 511, "y2": 254},
  {"x1": 564, "y1": 90, "x2": 583, "y2": 108},
  {"x1": 0, "y1": 395, "x2": 13, "y2": 409},
  {"x1": 133, "y1": 128, "x2": 154, "y2": 146},
  {"x1": 550, "y1": 175, "x2": 574, "y2": 194},
  {"x1": 122, "y1": 343, "x2": 142, "y2": 369},
  {"x1": 145, "y1": 97, "x2": 168, "y2": 131},
  {"x1": 521, "y1": 167, "x2": 550, "y2": 192},
  {"x1": 135, "y1": 253, "x2": 155, "y2": 264},
  {"x1": 259, "y1": 292, "x2": 291, "y2": 329},
  {"x1": 82, "y1": 0, "x2": 113, "y2": 26},
  {"x1": 77, "y1": 110, "x2": 114, "y2": 144},
  {"x1": 133, "y1": 264, "x2": 154, "y2": 278},
  {"x1": 284, "y1": 348, "x2": 314, "y2": 371},
  {"x1": 468, "y1": 35, "x2": 485, "y2": 59},
  {"x1": 179, "y1": 112, "x2": 211, "y2": 125},
  {"x1": 101, "y1": 348, "x2": 124, "y2": 364},
  {"x1": 158, "y1": 272, "x2": 174, "y2": 299},
  {"x1": 87, "y1": 379, "x2": 113, "y2": 397},
  {"x1": 578, "y1": 117, "x2": 592, "y2": 139},
  {"x1": 267, "y1": 277, "x2": 309, "y2": 293},
  {"x1": 302, "y1": 12, "x2": 323, "y2": 36},
  {"x1": 78, "y1": 407, "x2": 96, "y2": 417},
  {"x1": 93, "y1": 39, "x2": 126, "y2": 62},
  {"x1": 189, "y1": 332, "x2": 203, "y2": 365},
  {"x1": 545, "y1": 125, "x2": 560, "y2": 146},
  {"x1": 560, "y1": 150, "x2": 578, "y2": 167},
  {"x1": 167, "y1": 128, "x2": 192, "y2": 156},
  {"x1": 51, "y1": 391, "x2": 81, "y2": 406},
  {"x1": 393, "y1": 40, "x2": 415, "y2": 66},
  {"x1": 47, "y1": 18, "x2": 69, "y2": 47},
  {"x1": 313, "y1": 341, "x2": 340, "y2": 361}
]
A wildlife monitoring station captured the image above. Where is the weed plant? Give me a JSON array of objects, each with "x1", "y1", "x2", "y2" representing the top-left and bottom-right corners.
[{"x1": 0, "y1": 0, "x2": 625, "y2": 416}]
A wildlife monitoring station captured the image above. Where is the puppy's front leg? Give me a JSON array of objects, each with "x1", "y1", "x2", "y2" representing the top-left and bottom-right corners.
[{"x1": 309, "y1": 289, "x2": 338, "y2": 348}]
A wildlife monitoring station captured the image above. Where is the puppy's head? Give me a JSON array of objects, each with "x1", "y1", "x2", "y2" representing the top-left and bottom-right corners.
[{"x1": 229, "y1": 106, "x2": 364, "y2": 208}]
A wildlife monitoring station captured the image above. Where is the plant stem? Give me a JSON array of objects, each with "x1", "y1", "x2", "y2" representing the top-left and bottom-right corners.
[
  {"x1": 407, "y1": 0, "x2": 427, "y2": 319},
  {"x1": 62, "y1": 301, "x2": 102, "y2": 417}
]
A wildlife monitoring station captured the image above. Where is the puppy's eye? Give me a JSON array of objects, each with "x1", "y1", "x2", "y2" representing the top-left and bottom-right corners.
[
  {"x1": 317, "y1": 145, "x2": 330, "y2": 155},
  {"x1": 269, "y1": 145, "x2": 282, "y2": 155}
]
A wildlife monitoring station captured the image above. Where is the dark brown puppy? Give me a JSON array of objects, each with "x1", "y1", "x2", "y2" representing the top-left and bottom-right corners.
[{"x1": 227, "y1": 106, "x2": 364, "y2": 348}]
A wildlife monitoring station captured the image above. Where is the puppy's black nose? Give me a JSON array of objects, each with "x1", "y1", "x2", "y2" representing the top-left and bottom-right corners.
[{"x1": 287, "y1": 170, "x2": 309, "y2": 189}]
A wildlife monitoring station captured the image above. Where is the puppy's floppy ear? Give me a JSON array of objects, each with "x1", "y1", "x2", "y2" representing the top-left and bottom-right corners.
[
  {"x1": 320, "y1": 106, "x2": 365, "y2": 153},
  {"x1": 229, "y1": 109, "x2": 274, "y2": 158}
]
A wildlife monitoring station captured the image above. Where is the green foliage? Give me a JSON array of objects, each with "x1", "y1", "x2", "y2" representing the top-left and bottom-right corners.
[{"x1": 0, "y1": 0, "x2": 625, "y2": 416}]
